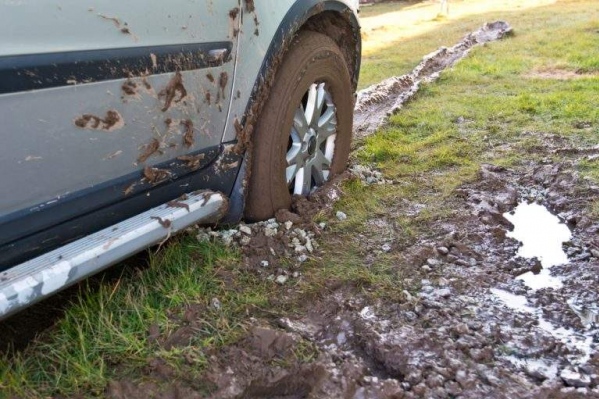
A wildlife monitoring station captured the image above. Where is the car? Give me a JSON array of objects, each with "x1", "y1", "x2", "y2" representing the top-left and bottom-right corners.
[{"x1": 0, "y1": 0, "x2": 361, "y2": 319}]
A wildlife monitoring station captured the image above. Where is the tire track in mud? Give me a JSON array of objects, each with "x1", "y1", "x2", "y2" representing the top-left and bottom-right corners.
[{"x1": 353, "y1": 21, "x2": 513, "y2": 139}]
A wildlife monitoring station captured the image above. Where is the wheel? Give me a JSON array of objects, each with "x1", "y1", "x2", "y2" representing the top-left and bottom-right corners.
[{"x1": 245, "y1": 31, "x2": 354, "y2": 221}]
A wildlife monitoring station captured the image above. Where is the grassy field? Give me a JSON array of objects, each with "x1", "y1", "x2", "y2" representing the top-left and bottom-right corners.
[{"x1": 1, "y1": 0, "x2": 598, "y2": 397}]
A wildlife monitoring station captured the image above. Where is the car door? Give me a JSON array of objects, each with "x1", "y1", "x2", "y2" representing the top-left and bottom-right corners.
[{"x1": 0, "y1": 0, "x2": 240, "y2": 264}]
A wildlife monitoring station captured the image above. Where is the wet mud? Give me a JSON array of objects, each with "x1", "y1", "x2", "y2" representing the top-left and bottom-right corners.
[
  {"x1": 184, "y1": 143, "x2": 598, "y2": 399},
  {"x1": 354, "y1": 21, "x2": 513, "y2": 138}
]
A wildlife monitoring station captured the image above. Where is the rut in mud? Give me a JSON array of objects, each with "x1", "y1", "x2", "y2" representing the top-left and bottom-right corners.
[{"x1": 354, "y1": 21, "x2": 513, "y2": 138}]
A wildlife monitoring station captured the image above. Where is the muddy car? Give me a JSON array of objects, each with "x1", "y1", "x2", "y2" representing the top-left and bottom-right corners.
[{"x1": 0, "y1": 0, "x2": 361, "y2": 318}]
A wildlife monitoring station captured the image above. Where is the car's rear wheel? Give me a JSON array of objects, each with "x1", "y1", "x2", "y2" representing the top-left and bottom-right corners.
[{"x1": 245, "y1": 31, "x2": 353, "y2": 221}]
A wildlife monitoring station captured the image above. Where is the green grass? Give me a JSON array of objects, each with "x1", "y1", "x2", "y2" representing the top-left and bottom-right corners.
[
  {"x1": 1, "y1": 237, "x2": 271, "y2": 397},
  {"x1": 2, "y1": 0, "x2": 599, "y2": 397}
]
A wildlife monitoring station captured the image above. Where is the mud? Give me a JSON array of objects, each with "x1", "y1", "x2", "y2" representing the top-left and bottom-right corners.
[
  {"x1": 182, "y1": 119, "x2": 195, "y2": 148},
  {"x1": 137, "y1": 138, "x2": 161, "y2": 163},
  {"x1": 187, "y1": 137, "x2": 599, "y2": 398},
  {"x1": 159, "y1": 72, "x2": 188, "y2": 112},
  {"x1": 219, "y1": 72, "x2": 228, "y2": 100},
  {"x1": 143, "y1": 166, "x2": 170, "y2": 185},
  {"x1": 74, "y1": 110, "x2": 124, "y2": 132},
  {"x1": 244, "y1": 0, "x2": 255, "y2": 13},
  {"x1": 151, "y1": 216, "x2": 172, "y2": 229},
  {"x1": 229, "y1": 7, "x2": 239, "y2": 20},
  {"x1": 167, "y1": 199, "x2": 191, "y2": 212},
  {"x1": 354, "y1": 21, "x2": 513, "y2": 138},
  {"x1": 177, "y1": 154, "x2": 205, "y2": 171}
]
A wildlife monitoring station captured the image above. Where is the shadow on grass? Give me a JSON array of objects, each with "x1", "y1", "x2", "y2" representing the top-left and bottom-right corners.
[{"x1": 0, "y1": 252, "x2": 150, "y2": 354}]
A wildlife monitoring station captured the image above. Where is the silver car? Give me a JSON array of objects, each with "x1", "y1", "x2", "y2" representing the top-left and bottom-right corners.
[{"x1": 0, "y1": 0, "x2": 361, "y2": 318}]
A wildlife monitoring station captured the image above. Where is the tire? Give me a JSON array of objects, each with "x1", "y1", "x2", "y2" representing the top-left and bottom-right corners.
[{"x1": 245, "y1": 31, "x2": 354, "y2": 221}]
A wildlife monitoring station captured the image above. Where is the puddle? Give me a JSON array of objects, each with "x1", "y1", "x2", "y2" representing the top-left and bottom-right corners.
[
  {"x1": 491, "y1": 288, "x2": 594, "y2": 365},
  {"x1": 492, "y1": 203, "x2": 596, "y2": 369},
  {"x1": 504, "y1": 202, "x2": 571, "y2": 290}
]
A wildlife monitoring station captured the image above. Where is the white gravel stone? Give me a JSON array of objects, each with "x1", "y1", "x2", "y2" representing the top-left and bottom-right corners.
[
  {"x1": 196, "y1": 230, "x2": 211, "y2": 243},
  {"x1": 264, "y1": 227, "x2": 277, "y2": 237},
  {"x1": 382, "y1": 243, "x2": 392, "y2": 252},
  {"x1": 298, "y1": 254, "x2": 308, "y2": 263},
  {"x1": 211, "y1": 297, "x2": 222, "y2": 310},
  {"x1": 427, "y1": 258, "x2": 441, "y2": 266},
  {"x1": 336, "y1": 211, "x2": 348, "y2": 221},
  {"x1": 239, "y1": 225, "x2": 252, "y2": 235},
  {"x1": 285, "y1": 221, "x2": 293, "y2": 230},
  {"x1": 260, "y1": 260, "x2": 270, "y2": 268},
  {"x1": 295, "y1": 245, "x2": 307, "y2": 253},
  {"x1": 305, "y1": 237, "x2": 314, "y2": 253},
  {"x1": 276, "y1": 275, "x2": 288, "y2": 285},
  {"x1": 437, "y1": 246, "x2": 450, "y2": 255}
]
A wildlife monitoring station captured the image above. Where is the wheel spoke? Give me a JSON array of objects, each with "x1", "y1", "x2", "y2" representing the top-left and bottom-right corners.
[
  {"x1": 286, "y1": 142, "x2": 302, "y2": 166},
  {"x1": 318, "y1": 107, "x2": 336, "y2": 129},
  {"x1": 304, "y1": 85, "x2": 317, "y2": 126},
  {"x1": 286, "y1": 164, "x2": 298, "y2": 184},
  {"x1": 293, "y1": 107, "x2": 308, "y2": 140},
  {"x1": 315, "y1": 84, "x2": 326, "y2": 117},
  {"x1": 293, "y1": 165, "x2": 312, "y2": 196}
]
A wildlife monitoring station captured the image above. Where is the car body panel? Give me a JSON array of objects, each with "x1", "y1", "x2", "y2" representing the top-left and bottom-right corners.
[
  {"x1": 0, "y1": 0, "x2": 240, "y2": 264},
  {"x1": 0, "y1": 0, "x2": 361, "y2": 301}
]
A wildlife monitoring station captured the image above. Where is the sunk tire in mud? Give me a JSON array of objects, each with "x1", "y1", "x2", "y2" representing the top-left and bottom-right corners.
[{"x1": 245, "y1": 31, "x2": 353, "y2": 221}]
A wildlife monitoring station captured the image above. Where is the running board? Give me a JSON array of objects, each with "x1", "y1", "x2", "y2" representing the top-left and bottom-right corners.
[{"x1": 0, "y1": 191, "x2": 228, "y2": 319}]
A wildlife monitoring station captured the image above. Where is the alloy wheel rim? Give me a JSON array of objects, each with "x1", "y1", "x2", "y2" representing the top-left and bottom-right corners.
[{"x1": 286, "y1": 82, "x2": 338, "y2": 196}]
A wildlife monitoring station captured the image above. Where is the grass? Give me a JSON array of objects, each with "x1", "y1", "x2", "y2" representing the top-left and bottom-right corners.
[{"x1": 2, "y1": 0, "x2": 599, "y2": 397}]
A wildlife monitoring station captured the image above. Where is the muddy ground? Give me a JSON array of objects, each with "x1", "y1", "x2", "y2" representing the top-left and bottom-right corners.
[
  {"x1": 106, "y1": 140, "x2": 599, "y2": 399},
  {"x1": 107, "y1": 25, "x2": 598, "y2": 399}
]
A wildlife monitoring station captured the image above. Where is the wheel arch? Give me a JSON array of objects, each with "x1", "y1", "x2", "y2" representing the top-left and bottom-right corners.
[{"x1": 299, "y1": 7, "x2": 362, "y2": 91}]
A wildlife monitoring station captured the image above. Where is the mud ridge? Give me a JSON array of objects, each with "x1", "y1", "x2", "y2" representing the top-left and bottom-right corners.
[{"x1": 354, "y1": 21, "x2": 513, "y2": 138}]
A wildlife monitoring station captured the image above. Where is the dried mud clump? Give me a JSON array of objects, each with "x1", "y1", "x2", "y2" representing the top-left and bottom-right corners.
[
  {"x1": 219, "y1": 71, "x2": 228, "y2": 100},
  {"x1": 159, "y1": 72, "x2": 187, "y2": 112},
  {"x1": 177, "y1": 154, "x2": 205, "y2": 171},
  {"x1": 143, "y1": 166, "x2": 170, "y2": 185},
  {"x1": 229, "y1": 7, "x2": 239, "y2": 20},
  {"x1": 137, "y1": 138, "x2": 161, "y2": 163},
  {"x1": 74, "y1": 110, "x2": 124, "y2": 132},
  {"x1": 245, "y1": 0, "x2": 255, "y2": 13},
  {"x1": 121, "y1": 79, "x2": 137, "y2": 96},
  {"x1": 181, "y1": 119, "x2": 195, "y2": 148}
]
